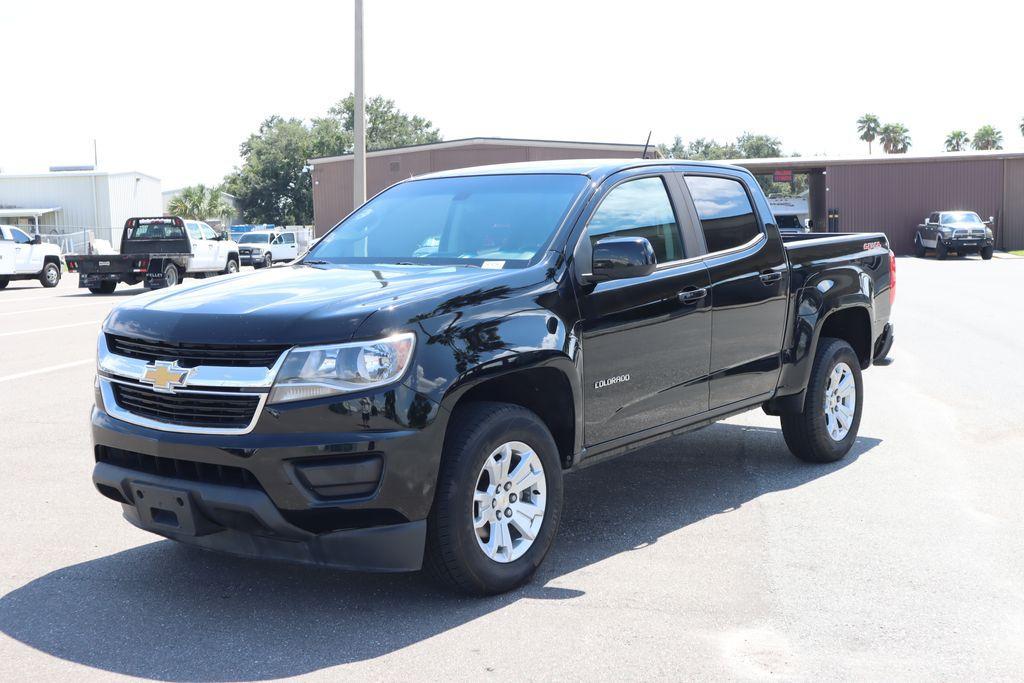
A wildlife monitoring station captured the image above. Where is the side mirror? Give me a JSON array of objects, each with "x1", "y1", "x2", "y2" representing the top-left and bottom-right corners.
[
  {"x1": 32, "y1": 234, "x2": 42, "y2": 245},
  {"x1": 986, "y1": 216, "x2": 994, "y2": 225},
  {"x1": 589, "y1": 237, "x2": 657, "y2": 282},
  {"x1": 806, "y1": 219, "x2": 814, "y2": 229}
]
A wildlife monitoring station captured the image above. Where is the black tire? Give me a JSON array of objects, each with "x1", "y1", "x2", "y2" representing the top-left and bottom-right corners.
[
  {"x1": 980, "y1": 245, "x2": 994, "y2": 260},
  {"x1": 263, "y1": 253, "x2": 273, "y2": 269},
  {"x1": 936, "y1": 240, "x2": 948, "y2": 260},
  {"x1": 39, "y1": 262, "x2": 61, "y2": 288},
  {"x1": 913, "y1": 235, "x2": 926, "y2": 258},
  {"x1": 89, "y1": 281, "x2": 117, "y2": 295},
  {"x1": 780, "y1": 337, "x2": 863, "y2": 463},
  {"x1": 221, "y1": 257, "x2": 239, "y2": 275},
  {"x1": 163, "y1": 263, "x2": 180, "y2": 287},
  {"x1": 425, "y1": 402, "x2": 564, "y2": 595},
  {"x1": 0, "y1": 276, "x2": 8, "y2": 290}
]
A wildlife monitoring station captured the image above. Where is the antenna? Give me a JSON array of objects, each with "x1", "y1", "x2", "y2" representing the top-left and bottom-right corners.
[{"x1": 641, "y1": 131, "x2": 652, "y2": 159}]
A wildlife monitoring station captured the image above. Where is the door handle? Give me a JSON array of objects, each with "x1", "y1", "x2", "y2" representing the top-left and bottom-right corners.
[
  {"x1": 759, "y1": 270, "x2": 783, "y2": 285},
  {"x1": 678, "y1": 287, "x2": 707, "y2": 304}
]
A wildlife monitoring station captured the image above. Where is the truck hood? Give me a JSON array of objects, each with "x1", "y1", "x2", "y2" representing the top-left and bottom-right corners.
[{"x1": 104, "y1": 263, "x2": 513, "y2": 345}]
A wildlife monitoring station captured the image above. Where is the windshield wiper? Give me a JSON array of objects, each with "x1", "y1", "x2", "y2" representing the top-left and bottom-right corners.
[{"x1": 303, "y1": 259, "x2": 329, "y2": 265}]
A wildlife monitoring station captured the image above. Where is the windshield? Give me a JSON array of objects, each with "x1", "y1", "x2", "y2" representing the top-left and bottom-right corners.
[
  {"x1": 775, "y1": 214, "x2": 804, "y2": 230},
  {"x1": 306, "y1": 174, "x2": 589, "y2": 267},
  {"x1": 940, "y1": 211, "x2": 982, "y2": 224},
  {"x1": 239, "y1": 233, "x2": 271, "y2": 244}
]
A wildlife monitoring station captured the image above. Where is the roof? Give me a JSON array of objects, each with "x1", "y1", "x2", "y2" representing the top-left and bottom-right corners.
[
  {"x1": 730, "y1": 148, "x2": 1024, "y2": 173},
  {"x1": 0, "y1": 207, "x2": 61, "y2": 217},
  {"x1": 0, "y1": 170, "x2": 160, "y2": 182},
  {"x1": 307, "y1": 136, "x2": 651, "y2": 165},
  {"x1": 415, "y1": 158, "x2": 751, "y2": 183}
]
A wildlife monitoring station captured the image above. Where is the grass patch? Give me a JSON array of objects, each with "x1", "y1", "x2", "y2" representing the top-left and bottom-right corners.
[{"x1": 1010, "y1": 250, "x2": 1024, "y2": 257}]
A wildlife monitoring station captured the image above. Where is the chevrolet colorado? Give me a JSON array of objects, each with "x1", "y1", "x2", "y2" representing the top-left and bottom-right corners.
[{"x1": 91, "y1": 160, "x2": 895, "y2": 594}]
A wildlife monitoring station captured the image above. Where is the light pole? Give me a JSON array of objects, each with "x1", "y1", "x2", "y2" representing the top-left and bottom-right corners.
[{"x1": 353, "y1": 0, "x2": 366, "y2": 209}]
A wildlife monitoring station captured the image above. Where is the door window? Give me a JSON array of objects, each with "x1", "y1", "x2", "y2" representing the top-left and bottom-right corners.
[
  {"x1": 200, "y1": 225, "x2": 218, "y2": 240},
  {"x1": 10, "y1": 228, "x2": 32, "y2": 244},
  {"x1": 186, "y1": 223, "x2": 203, "y2": 241},
  {"x1": 587, "y1": 177, "x2": 683, "y2": 263},
  {"x1": 280, "y1": 233, "x2": 295, "y2": 244},
  {"x1": 685, "y1": 176, "x2": 762, "y2": 253},
  {"x1": 929, "y1": 212, "x2": 939, "y2": 224}
]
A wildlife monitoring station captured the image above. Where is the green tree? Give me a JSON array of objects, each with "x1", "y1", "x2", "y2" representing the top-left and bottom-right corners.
[
  {"x1": 944, "y1": 130, "x2": 970, "y2": 152},
  {"x1": 879, "y1": 123, "x2": 911, "y2": 153},
  {"x1": 224, "y1": 96, "x2": 442, "y2": 225},
  {"x1": 329, "y1": 94, "x2": 441, "y2": 150},
  {"x1": 167, "y1": 184, "x2": 235, "y2": 222},
  {"x1": 1020, "y1": 117, "x2": 1024, "y2": 137},
  {"x1": 971, "y1": 125, "x2": 1003, "y2": 150},
  {"x1": 857, "y1": 114, "x2": 881, "y2": 154},
  {"x1": 736, "y1": 132, "x2": 783, "y2": 158}
]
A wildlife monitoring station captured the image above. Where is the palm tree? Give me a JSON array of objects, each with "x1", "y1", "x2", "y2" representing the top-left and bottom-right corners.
[
  {"x1": 971, "y1": 125, "x2": 1003, "y2": 150},
  {"x1": 1020, "y1": 117, "x2": 1024, "y2": 137},
  {"x1": 944, "y1": 130, "x2": 970, "y2": 152},
  {"x1": 879, "y1": 123, "x2": 912, "y2": 154},
  {"x1": 167, "y1": 185, "x2": 235, "y2": 221},
  {"x1": 856, "y1": 114, "x2": 881, "y2": 154}
]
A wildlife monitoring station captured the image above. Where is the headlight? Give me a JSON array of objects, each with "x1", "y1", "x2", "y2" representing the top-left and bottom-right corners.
[
  {"x1": 251, "y1": 247, "x2": 263, "y2": 254},
  {"x1": 268, "y1": 333, "x2": 415, "y2": 404},
  {"x1": 986, "y1": 228, "x2": 993, "y2": 238}
]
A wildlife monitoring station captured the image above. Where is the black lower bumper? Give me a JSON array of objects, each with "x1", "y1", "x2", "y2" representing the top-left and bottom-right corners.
[
  {"x1": 942, "y1": 238, "x2": 992, "y2": 252},
  {"x1": 93, "y1": 461, "x2": 427, "y2": 571}
]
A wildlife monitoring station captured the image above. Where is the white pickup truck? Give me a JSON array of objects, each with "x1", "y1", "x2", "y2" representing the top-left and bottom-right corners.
[
  {"x1": 0, "y1": 225, "x2": 63, "y2": 289},
  {"x1": 236, "y1": 230, "x2": 300, "y2": 268}
]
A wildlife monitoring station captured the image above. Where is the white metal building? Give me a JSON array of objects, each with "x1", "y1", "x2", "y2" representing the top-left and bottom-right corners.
[{"x1": 0, "y1": 170, "x2": 162, "y2": 250}]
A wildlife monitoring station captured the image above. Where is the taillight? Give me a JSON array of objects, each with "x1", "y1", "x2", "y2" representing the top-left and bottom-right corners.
[
  {"x1": 67, "y1": 259, "x2": 77, "y2": 272},
  {"x1": 136, "y1": 258, "x2": 149, "y2": 273},
  {"x1": 889, "y1": 251, "x2": 896, "y2": 306}
]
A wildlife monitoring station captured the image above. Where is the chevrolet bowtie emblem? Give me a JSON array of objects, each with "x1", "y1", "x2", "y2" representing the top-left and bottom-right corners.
[{"x1": 140, "y1": 361, "x2": 192, "y2": 393}]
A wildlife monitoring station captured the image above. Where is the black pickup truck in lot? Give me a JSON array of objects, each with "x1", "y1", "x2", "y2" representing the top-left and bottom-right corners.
[
  {"x1": 91, "y1": 160, "x2": 895, "y2": 594},
  {"x1": 66, "y1": 216, "x2": 240, "y2": 293}
]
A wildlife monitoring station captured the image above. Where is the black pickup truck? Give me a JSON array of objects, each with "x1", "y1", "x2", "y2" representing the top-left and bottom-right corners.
[
  {"x1": 91, "y1": 160, "x2": 895, "y2": 594},
  {"x1": 66, "y1": 216, "x2": 240, "y2": 293}
]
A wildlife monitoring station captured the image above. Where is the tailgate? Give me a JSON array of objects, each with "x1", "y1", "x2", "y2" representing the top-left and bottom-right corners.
[{"x1": 65, "y1": 254, "x2": 138, "y2": 275}]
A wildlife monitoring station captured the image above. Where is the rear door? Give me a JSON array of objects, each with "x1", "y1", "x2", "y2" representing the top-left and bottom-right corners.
[
  {"x1": 184, "y1": 222, "x2": 207, "y2": 271},
  {"x1": 274, "y1": 231, "x2": 299, "y2": 261},
  {"x1": 575, "y1": 169, "x2": 712, "y2": 447},
  {"x1": 679, "y1": 171, "x2": 790, "y2": 408}
]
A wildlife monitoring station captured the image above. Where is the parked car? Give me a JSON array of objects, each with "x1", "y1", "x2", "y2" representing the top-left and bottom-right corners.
[
  {"x1": 66, "y1": 217, "x2": 240, "y2": 294},
  {"x1": 914, "y1": 211, "x2": 994, "y2": 260},
  {"x1": 90, "y1": 160, "x2": 895, "y2": 594},
  {"x1": 768, "y1": 195, "x2": 810, "y2": 234},
  {"x1": 236, "y1": 230, "x2": 300, "y2": 268},
  {"x1": 0, "y1": 224, "x2": 62, "y2": 289}
]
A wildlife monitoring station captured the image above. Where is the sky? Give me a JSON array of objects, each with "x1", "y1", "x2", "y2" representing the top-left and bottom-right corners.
[{"x1": 3, "y1": 0, "x2": 1023, "y2": 189}]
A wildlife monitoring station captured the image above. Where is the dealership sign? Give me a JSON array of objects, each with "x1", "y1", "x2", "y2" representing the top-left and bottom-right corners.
[{"x1": 773, "y1": 169, "x2": 793, "y2": 182}]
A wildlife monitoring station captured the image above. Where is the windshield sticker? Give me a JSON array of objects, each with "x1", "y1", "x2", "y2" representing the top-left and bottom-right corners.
[{"x1": 481, "y1": 261, "x2": 505, "y2": 269}]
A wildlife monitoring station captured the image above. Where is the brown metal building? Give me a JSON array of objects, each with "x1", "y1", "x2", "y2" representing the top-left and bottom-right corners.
[
  {"x1": 737, "y1": 151, "x2": 1024, "y2": 253},
  {"x1": 307, "y1": 137, "x2": 649, "y2": 235},
  {"x1": 309, "y1": 141, "x2": 1024, "y2": 253}
]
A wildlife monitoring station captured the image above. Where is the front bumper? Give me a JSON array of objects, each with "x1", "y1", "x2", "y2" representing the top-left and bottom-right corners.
[
  {"x1": 90, "y1": 379, "x2": 447, "y2": 572},
  {"x1": 238, "y1": 251, "x2": 265, "y2": 265},
  {"x1": 940, "y1": 237, "x2": 992, "y2": 252}
]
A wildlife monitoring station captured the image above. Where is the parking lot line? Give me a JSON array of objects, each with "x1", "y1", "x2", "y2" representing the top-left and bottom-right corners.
[
  {"x1": 0, "y1": 358, "x2": 93, "y2": 383},
  {"x1": 0, "y1": 300, "x2": 115, "y2": 317},
  {"x1": 0, "y1": 320, "x2": 102, "y2": 337}
]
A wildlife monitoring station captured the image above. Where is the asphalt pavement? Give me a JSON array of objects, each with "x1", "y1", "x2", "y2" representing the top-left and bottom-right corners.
[{"x1": 0, "y1": 257, "x2": 1021, "y2": 681}]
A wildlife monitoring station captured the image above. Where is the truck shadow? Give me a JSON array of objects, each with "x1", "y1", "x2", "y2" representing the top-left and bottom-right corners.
[{"x1": 0, "y1": 422, "x2": 879, "y2": 681}]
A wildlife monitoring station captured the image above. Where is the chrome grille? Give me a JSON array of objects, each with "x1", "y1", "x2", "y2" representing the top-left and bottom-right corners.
[{"x1": 111, "y1": 382, "x2": 260, "y2": 429}]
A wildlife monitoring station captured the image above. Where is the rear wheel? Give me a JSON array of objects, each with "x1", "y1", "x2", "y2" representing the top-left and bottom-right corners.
[
  {"x1": 426, "y1": 402, "x2": 563, "y2": 595},
  {"x1": 780, "y1": 337, "x2": 863, "y2": 463},
  {"x1": 913, "y1": 235, "x2": 926, "y2": 258},
  {"x1": 980, "y1": 245, "x2": 994, "y2": 260},
  {"x1": 936, "y1": 240, "x2": 949, "y2": 260},
  {"x1": 39, "y1": 262, "x2": 61, "y2": 287},
  {"x1": 89, "y1": 281, "x2": 117, "y2": 294},
  {"x1": 163, "y1": 263, "x2": 180, "y2": 287}
]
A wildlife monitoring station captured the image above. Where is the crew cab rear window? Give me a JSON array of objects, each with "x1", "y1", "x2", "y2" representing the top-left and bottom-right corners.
[
  {"x1": 129, "y1": 221, "x2": 186, "y2": 240},
  {"x1": 685, "y1": 176, "x2": 762, "y2": 253},
  {"x1": 587, "y1": 177, "x2": 682, "y2": 263}
]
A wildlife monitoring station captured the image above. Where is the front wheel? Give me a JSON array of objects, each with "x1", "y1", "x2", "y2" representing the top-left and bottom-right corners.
[
  {"x1": 980, "y1": 245, "x2": 994, "y2": 260},
  {"x1": 221, "y1": 258, "x2": 239, "y2": 275},
  {"x1": 39, "y1": 262, "x2": 61, "y2": 287},
  {"x1": 780, "y1": 337, "x2": 863, "y2": 463},
  {"x1": 426, "y1": 402, "x2": 563, "y2": 595},
  {"x1": 936, "y1": 240, "x2": 949, "y2": 260},
  {"x1": 913, "y1": 235, "x2": 926, "y2": 258}
]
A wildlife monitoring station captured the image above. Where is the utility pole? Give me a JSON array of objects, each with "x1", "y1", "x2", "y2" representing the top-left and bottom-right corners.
[{"x1": 353, "y1": 0, "x2": 366, "y2": 208}]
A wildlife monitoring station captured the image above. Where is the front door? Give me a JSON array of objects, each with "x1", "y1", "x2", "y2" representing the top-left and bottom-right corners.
[
  {"x1": 10, "y1": 228, "x2": 35, "y2": 273},
  {"x1": 576, "y1": 172, "x2": 712, "y2": 447},
  {"x1": 681, "y1": 172, "x2": 789, "y2": 408}
]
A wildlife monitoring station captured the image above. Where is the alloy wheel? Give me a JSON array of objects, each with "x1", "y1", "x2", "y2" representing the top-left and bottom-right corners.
[
  {"x1": 823, "y1": 361, "x2": 856, "y2": 441},
  {"x1": 472, "y1": 441, "x2": 546, "y2": 563}
]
